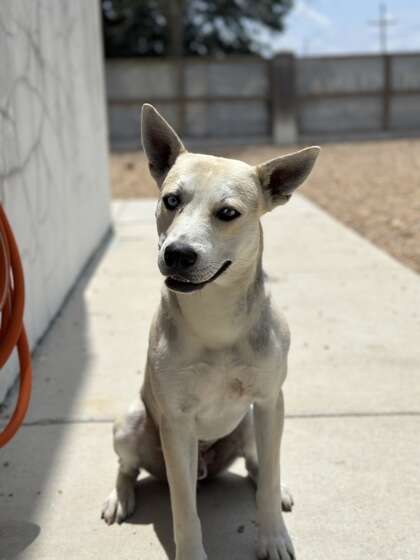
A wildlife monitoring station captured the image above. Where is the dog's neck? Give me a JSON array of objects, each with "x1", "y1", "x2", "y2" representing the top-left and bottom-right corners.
[{"x1": 165, "y1": 230, "x2": 265, "y2": 349}]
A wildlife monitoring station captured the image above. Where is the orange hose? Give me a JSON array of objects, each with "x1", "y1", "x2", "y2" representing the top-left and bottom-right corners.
[{"x1": 0, "y1": 204, "x2": 32, "y2": 447}]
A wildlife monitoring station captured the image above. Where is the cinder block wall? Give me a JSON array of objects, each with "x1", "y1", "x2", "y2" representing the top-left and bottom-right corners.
[
  {"x1": 105, "y1": 52, "x2": 420, "y2": 149},
  {"x1": 297, "y1": 54, "x2": 420, "y2": 135},
  {"x1": 106, "y1": 57, "x2": 271, "y2": 149},
  {"x1": 0, "y1": 0, "x2": 111, "y2": 402}
]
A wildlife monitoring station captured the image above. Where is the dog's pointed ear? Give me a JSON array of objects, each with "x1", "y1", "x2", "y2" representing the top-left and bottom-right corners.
[
  {"x1": 257, "y1": 146, "x2": 320, "y2": 211},
  {"x1": 141, "y1": 104, "x2": 186, "y2": 187}
]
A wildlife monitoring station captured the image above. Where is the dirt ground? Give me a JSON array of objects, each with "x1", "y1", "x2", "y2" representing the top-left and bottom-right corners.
[{"x1": 110, "y1": 138, "x2": 420, "y2": 274}]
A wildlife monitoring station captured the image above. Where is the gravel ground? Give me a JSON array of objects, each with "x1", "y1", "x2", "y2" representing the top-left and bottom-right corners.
[{"x1": 110, "y1": 138, "x2": 420, "y2": 274}]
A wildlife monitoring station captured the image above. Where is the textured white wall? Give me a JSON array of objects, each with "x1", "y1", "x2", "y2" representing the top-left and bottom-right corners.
[{"x1": 0, "y1": 1, "x2": 111, "y2": 402}]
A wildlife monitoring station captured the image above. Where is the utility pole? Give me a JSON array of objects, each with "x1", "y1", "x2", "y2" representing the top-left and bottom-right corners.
[
  {"x1": 166, "y1": 0, "x2": 184, "y2": 57},
  {"x1": 369, "y1": 3, "x2": 397, "y2": 131},
  {"x1": 368, "y1": 3, "x2": 397, "y2": 54}
]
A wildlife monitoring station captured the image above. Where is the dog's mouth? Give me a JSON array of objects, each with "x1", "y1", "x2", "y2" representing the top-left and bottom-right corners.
[{"x1": 165, "y1": 261, "x2": 232, "y2": 293}]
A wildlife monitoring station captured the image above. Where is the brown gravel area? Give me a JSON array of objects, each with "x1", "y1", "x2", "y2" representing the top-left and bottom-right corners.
[{"x1": 110, "y1": 138, "x2": 420, "y2": 274}]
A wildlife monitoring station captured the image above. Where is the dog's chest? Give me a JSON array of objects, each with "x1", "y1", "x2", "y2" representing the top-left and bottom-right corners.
[
  {"x1": 160, "y1": 346, "x2": 276, "y2": 440},
  {"x1": 194, "y1": 352, "x2": 258, "y2": 401},
  {"x1": 180, "y1": 354, "x2": 255, "y2": 436}
]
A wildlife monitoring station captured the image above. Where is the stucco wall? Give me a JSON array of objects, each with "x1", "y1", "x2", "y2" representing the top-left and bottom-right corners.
[{"x1": 0, "y1": 1, "x2": 111, "y2": 402}]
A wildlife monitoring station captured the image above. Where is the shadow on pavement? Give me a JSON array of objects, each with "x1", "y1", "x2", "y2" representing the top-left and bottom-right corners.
[
  {"x1": 0, "y1": 233, "x2": 112, "y2": 558},
  {"x1": 0, "y1": 520, "x2": 40, "y2": 559},
  {"x1": 128, "y1": 471, "x2": 259, "y2": 560}
]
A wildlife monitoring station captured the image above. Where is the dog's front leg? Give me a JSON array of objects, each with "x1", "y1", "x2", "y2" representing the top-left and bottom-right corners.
[
  {"x1": 160, "y1": 416, "x2": 207, "y2": 560},
  {"x1": 254, "y1": 390, "x2": 295, "y2": 560}
]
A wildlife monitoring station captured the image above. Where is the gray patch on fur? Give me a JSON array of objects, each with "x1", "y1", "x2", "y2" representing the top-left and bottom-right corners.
[
  {"x1": 248, "y1": 299, "x2": 272, "y2": 354},
  {"x1": 246, "y1": 260, "x2": 264, "y2": 314},
  {"x1": 166, "y1": 315, "x2": 178, "y2": 343},
  {"x1": 160, "y1": 296, "x2": 179, "y2": 344},
  {"x1": 246, "y1": 224, "x2": 264, "y2": 314}
]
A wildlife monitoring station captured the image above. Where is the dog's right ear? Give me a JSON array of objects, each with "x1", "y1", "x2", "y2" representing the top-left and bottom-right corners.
[{"x1": 141, "y1": 104, "x2": 186, "y2": 187}]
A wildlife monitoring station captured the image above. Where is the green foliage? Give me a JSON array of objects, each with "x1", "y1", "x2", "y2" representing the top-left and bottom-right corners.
[{"x1": 102, "y1": 0, "x2": 293, "y2": 57}]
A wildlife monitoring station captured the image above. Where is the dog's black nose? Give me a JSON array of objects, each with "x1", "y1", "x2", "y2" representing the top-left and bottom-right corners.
[{"x1": 164, "y1": 243, "x2": 197, "y2": 271}]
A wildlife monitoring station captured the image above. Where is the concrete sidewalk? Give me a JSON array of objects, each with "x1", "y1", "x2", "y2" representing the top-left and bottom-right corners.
[{"x1": 1, "y1": 197, "x2": 420, "y2": 560}]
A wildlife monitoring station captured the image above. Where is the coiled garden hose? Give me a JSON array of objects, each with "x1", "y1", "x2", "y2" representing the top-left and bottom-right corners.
[{"x1": 0, "y1": 204, "x2": 32, "y2": 447}]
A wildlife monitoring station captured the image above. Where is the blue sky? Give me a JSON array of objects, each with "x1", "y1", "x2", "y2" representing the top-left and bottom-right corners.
[{"x1": 270, "y1": 0, "x2": 420, "y2": 55}]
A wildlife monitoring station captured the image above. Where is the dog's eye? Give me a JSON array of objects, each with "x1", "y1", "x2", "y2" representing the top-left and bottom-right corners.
[
  {"x1": 216, "y1": 207, "x2": 241, "y2": 222},
  {"x1": 163, "y1": 194, "x2": 180, "y2": 210}
]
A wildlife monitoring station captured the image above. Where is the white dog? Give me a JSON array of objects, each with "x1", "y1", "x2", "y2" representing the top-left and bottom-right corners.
[{"x1": 102, "y1": 104, "x2": 319, "y2": 560}]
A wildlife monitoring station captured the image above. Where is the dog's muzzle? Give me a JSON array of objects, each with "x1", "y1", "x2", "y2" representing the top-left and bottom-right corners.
[
  {"x1": 165, "y1": 260, "x2": 232, "y2": 293},
  {"x1": 161, "y1": 241, "x2": 231, "y2": 293}
]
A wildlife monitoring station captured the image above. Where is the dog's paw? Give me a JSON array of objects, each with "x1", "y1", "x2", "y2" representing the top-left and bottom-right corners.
[
  {"x1": 257, "y1": 530, "x2": 295, "y2": 560},
  {"x1": 246, "y1": 466, "x2": 294, "y2": 513},
  {"x1": 280, "y1": 485, "x2": 294, "y2": 513},
  {"x1": 245, "y1": 460, "x2": 294, "y2": 513},
  {"x1": 101, "y1": 487, "x2": 136, "y2": 525}
]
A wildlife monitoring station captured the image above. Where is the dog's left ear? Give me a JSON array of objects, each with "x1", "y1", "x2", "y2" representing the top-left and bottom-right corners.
[{"x1": 257, "y1": 146, "x2": 320, "y2": 211}]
